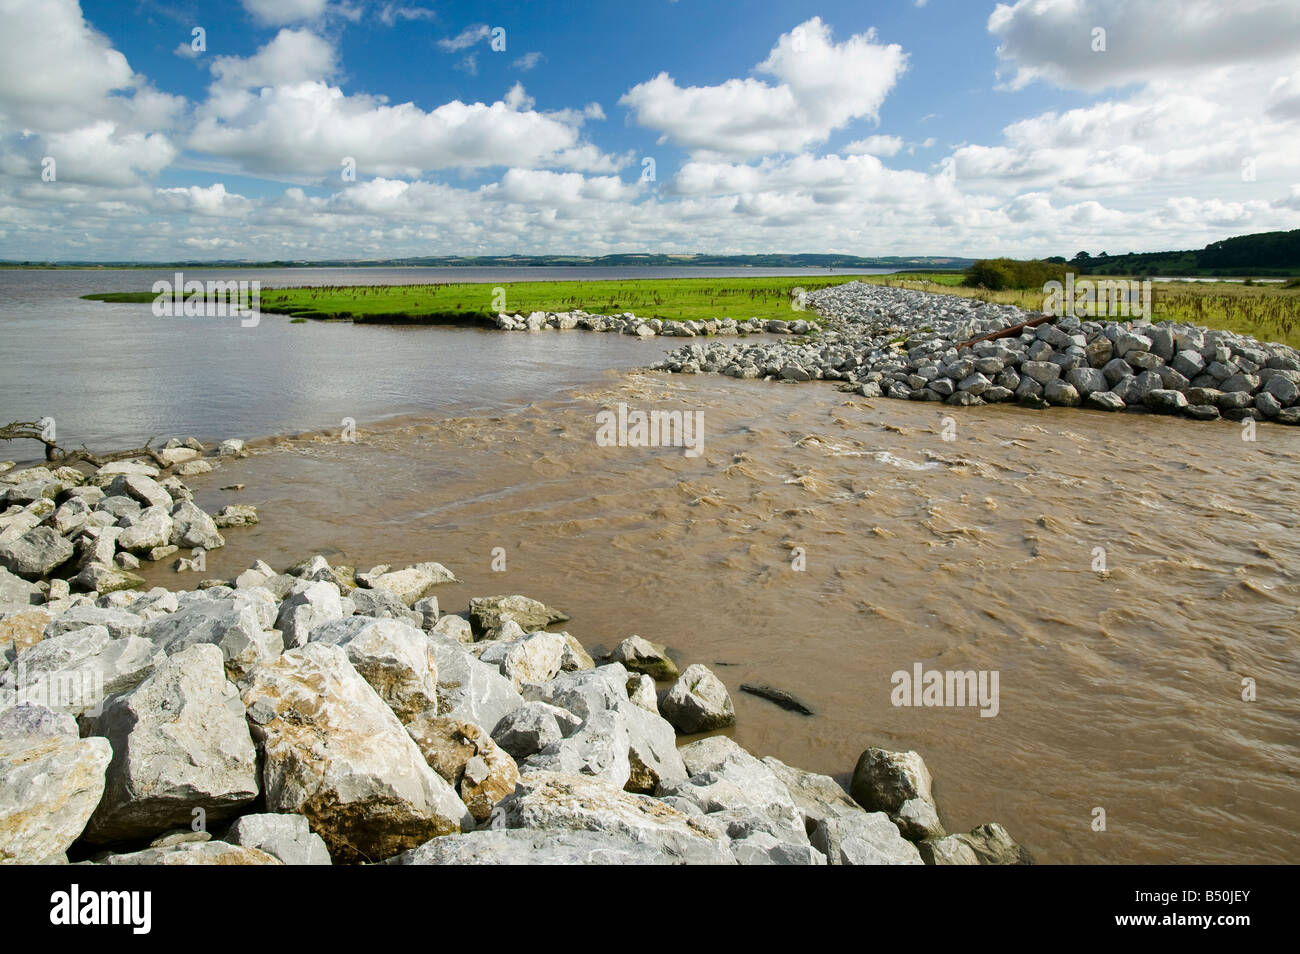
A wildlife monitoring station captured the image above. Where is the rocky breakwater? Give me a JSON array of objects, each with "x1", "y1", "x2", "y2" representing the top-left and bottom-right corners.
[
  {"x1": 650, "y1": 281, "x2": 1300, "y2": 424},
  {"x1": 0, "y1": 437, "x2": 257, "y2": 605},
  {"x1": 493, "y1": 308, "x2": 813, "y2": 339},
  {"x1": 1, "y1": 549, "x2": 1029, "y2": 865}
]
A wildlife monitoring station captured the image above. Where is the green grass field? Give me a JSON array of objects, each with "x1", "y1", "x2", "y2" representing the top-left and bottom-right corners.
[
  {"x1": 85, "y1": 275, "x2": 879, "y2": 324},
  {"x1": 84, "y1": 271, "x2": 1300, "y2": 347}
]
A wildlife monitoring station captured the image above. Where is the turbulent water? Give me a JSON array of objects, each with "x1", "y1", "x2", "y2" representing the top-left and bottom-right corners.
[{"x1": 129, "y1": 372, "x2": 1300, "y2": 865}]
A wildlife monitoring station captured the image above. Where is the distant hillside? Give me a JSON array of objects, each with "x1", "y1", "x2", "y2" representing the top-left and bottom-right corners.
[
  {"x1": 1069, "y1": 229, "x2": 1300, "y2": 277},
  {"x1": 0, "y1": 252, "x2": 974, "y2": 270}
]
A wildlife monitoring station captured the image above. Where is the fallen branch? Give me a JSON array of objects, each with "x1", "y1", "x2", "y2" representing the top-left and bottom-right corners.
[
  {"x1": 956, "y1": 313, "x2": 1053, "y2": 350},
  {"x1": 0, "y1": 419, "x2": 168, "y2": 469}
]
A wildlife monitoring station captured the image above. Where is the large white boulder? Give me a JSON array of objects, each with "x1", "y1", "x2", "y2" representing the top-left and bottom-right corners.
[{"x1": 240, "y1": 643, "x2": 472, "y2": 863}]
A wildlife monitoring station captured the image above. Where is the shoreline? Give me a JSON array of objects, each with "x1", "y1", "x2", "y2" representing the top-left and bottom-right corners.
[
  {"x1": 649, "y1": 282, "x2": 1300, "y2": 424},
  {"x1": 0, "y1": 447, "x2": 1029, "y2": 866},
  {"x1": 5, "y1": 371, "x2": 1300, "y2": 864},
  {"x1": 5, "y1": 284, "x2": 1300, "y2": 864}
]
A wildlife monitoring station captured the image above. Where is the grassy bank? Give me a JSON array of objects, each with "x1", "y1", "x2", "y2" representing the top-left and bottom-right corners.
[
  {"x1": 862, "y1": 273, "x2": 1300, "y2": 349},
  {"x1": 84, "y1": 271, "x2": 1300, "y2": 348},
  {"x1": 85, "y1": 275, "x2": 878, "y2": 324}
]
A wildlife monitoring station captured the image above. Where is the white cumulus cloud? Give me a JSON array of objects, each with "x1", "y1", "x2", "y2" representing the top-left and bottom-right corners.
[{"x1": 620, "y1": 17, "x2": 907, "y2": 158}]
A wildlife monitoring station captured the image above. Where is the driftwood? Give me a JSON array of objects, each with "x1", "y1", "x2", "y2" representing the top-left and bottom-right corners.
[
  {"x1": 956, "y1": 313, "x2": 1053, "y2": 350},
  {"x1": 0, "y1": 419, "x2": 168, "y2": 469}
]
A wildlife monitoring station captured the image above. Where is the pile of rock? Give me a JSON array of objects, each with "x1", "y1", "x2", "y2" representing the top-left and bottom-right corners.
[
  {"x1": 0, "y1": 442, "x2": 258, "y2": 600},
  {"x1": 494, "y1": 309, "x2": 812, "y2": 338},
  {"x1": 649, "y1": 282, "x2": 1300, "y2": 423},
  {"x1": 0, "y1": 551, "x2": 1029, "y2": 865}
]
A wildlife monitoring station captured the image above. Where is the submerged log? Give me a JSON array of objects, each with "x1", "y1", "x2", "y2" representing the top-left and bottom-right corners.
[{"x1": 740, "y1": 683, "x2": 814, "y2": 716}]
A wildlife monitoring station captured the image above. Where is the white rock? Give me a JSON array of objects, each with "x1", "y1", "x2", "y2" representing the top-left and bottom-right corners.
[
  {"x1": 82, "y1": 644, "x2": 258, "y2": 843},
  {"x1": 275, "y1": 579, "x2": 345, "y2": 649},
  {"x1": 659, "y1": 663, "x2": 736, "y2": 733},
  {"x1": 309, "y1": 615, "x2": 437, "y2": 722},
  {"x1": 241, "y1": 642, "x2": 471, "y2": 862},
  {"x1": 428, "y1": 632, "x2": 524, "y2": 729},
  {"x1": 0, "y1": 704, "x2": 112, "y2": 864},
  {"x1": 488, "y1": 771, "x2": 733, "y2": 864},
  {"x1": 223, "y1": 813, "x2": 331, "y2": 865},
  {"x1": 145, "y1": 598, "x2": 283, "y2": 681},
  {"x1": 478, "y1": 630, "x2": 569, "y2": 690},
  {"x1": 429, "y1": 613, "x2": 473, "y2": 644},
  {"x1": 390, "y1": 828, "x2": 668, "y2": 865},
  {"x1": 368, "y1": 562, "x2": 456, "y2": 605}
]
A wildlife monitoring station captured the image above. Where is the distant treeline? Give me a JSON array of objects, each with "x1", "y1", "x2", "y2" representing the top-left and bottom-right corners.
[
  {"x1": 0, "y1": 252, "x2": 974, "y2": 270},
  {"x1": 963, "y1": 258, "x2": 1068, "y2": 290},
  {"x1": 1066, "y1": 229, "x2": 1300, "y2": 277}
]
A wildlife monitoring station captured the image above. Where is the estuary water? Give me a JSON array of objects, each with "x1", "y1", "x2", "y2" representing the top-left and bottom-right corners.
[
  {"x1": 3, "y1": 267, "x2": 1297, "y2": 864},
  {"x1": 0, "y1": 266, "x2": 864, "y2": 449}
]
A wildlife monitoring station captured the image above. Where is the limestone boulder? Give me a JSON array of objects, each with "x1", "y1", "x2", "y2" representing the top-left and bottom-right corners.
[
  {"x1": 275, "y1": 579, "x2": 346, "y2": 650},
  {"x1": 73, "y1": 562, "x2": 145, "y2": 596},
  {"x1": 490, "y1": 700, "x2": 581, "y2": 761},
  {"x1": 659, "y1": 664, "x2": 736, "y2": 734},
  {"x1": 607, "y1": 635, "x2": 679, "y2": 680},
  {"x1": 0, "y1": 567, "x2": 42, "y2": 606},
  {"x1": 430, "y1": 613, "x2": 473, "y2": 644},
  {"x1": 0, "y1": 704, "x2": 111, "y2": 864},
  {"x1": 0, "y1": 626, "x2": 163, "y2": 717},
  {"x1": 117, "y1": 506, "x2": 173, "y2": 554},
  {"x1": 404, "y1": 715, "x2": 519, "y2": 823},
  {"x1": 169, "y1": 500, "x2": 225, "y2": 550},
  {"x1": 45, "y1": 605, "x2": 145, "y2": 640},
  {"x1": 468, "y1": 594, "x2": 569, "y2": 635},
  {"x1": 99, "y1": 841, "x2": 280, "y2": 865},
  {"x1": 222, "y1": 813, "x2": 331, "y2": 865},
  {"x1": 105, "y1": 473, "x2": 172, "y2": 511},
  {"x1": 523, "y1": 665, "x2": 687, "y2": 794},
  {"x1": 144, "y1": 597, "x2": 282, "y2": 681},
  {"x1": 488, "y1": 771, "x2": 733, "y2": 864},
  {"x1": 367, "y1": 562, "x2": 456, "y2": 605},
  {"x1": 310, "y1": 616, "x2": 437, "y2": 722},
  {"x1": 627, "y1": 673, "x2": 659, "y2": 713},
  {"x1": 240, "y1": 642, "x2": 472, "y2": 863},
  {"x1": 0, "y1": 606, "x2": 54, "y2": 663},
  {"x1": 478, "y1": 630, "x2": 568, "y2": 689},
  {"x1": 919, "y1": 823, "x2": 1032, "y2": 865},
  {"x1": 428, "y1": 632, "x2": 524, "y2": 730},
  {"x1": 390, "y1": 828, "x2": 668, "y2": 865},
  {"x1": 82, "y1": 644, "x2": 258, "y2": 843},
  {"x1": 350, "y1": 587, "x2": 422, "y2": 625},
  {"x1": 0, "y1": 527, "x2": 75, "y2": 579},
  {"x1": 850, "y1": 747, "x2": 945, "y2": 841}
]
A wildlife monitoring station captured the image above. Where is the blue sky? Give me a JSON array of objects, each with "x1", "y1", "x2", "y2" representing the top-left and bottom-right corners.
[{"x1": 1, "y1": 0, "x2": 1297, "y2": 260}]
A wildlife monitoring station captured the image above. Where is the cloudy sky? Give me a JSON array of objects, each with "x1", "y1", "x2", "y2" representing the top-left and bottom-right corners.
[{"x1": 1, "y1": 0, "x2": 1298, "y2": 261}]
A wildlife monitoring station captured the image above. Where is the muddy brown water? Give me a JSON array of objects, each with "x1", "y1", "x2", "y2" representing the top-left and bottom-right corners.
[{"x1": 137, "y1": 371, "x2": 1300, "y2": 865}]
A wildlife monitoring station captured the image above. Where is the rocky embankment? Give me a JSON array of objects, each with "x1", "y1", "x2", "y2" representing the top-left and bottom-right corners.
[
  {"x1": 0, "y1": 447, "x2": 1030, "y2": 864},
  {"x1": 494, "y1": 309, "x2": 813, "y2": 338},
  {"x1": 648, "y1": 282, "x2": 1300, "y2": 423},
  {"x1": 0, "y1": 438, "x2": 256, "y2": 600}
]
